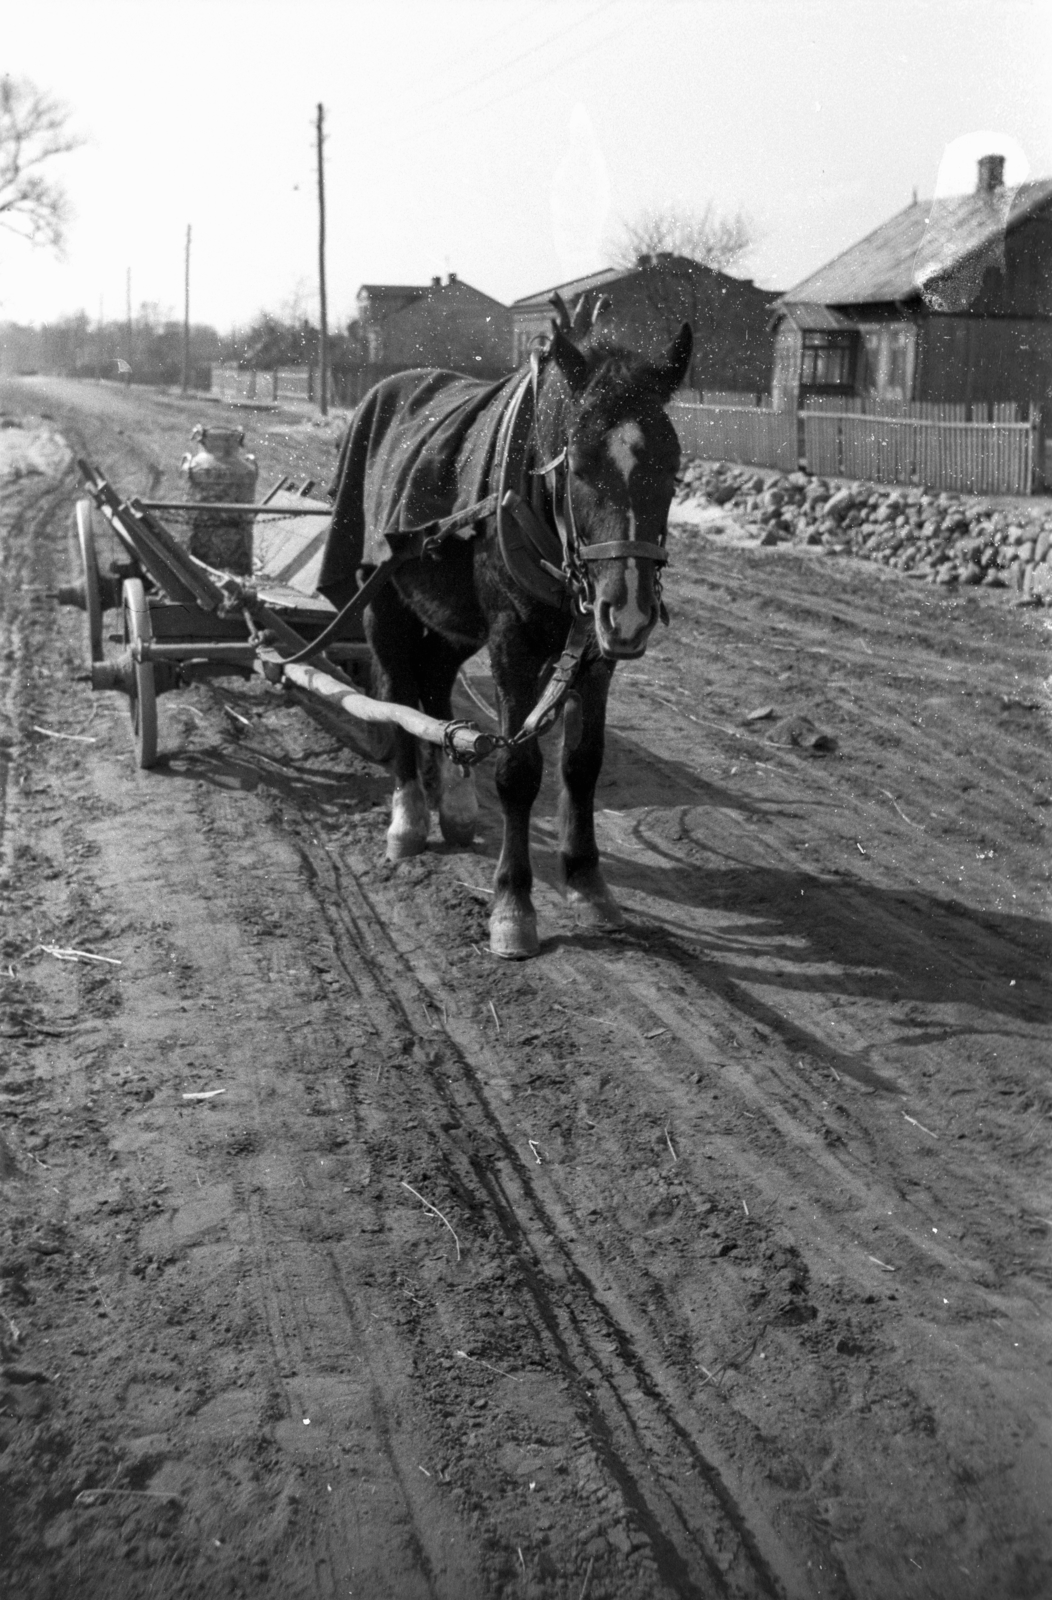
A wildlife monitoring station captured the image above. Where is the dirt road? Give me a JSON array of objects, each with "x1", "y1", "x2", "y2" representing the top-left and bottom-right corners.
[{"x1": 1, "y1": 377, "x2": 1050, "y2": 1600}]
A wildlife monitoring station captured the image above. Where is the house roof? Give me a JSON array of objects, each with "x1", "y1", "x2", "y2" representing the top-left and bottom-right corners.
[
  {"x1": 779, "y1": 178, "x2": 1052, "y2": 307},
  {"x1": 431, "y1": 278, "x2": 510, "y2": 310},
  {"x1": 512, "y1": 266, "x2": 627, "y2": 312},
  {"x1": 357, "y1": 284, "x2": 427, "y2": 299},
  {"x1": 778, "y1": 304, "x2": 855, "y2": 332},
  {"x1": 513, "y1": 255, "x2": 777, "y2": 315}
]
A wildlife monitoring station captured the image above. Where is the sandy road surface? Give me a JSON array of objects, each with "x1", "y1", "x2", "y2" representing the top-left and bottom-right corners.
[{"x1": 1, "y1": 377, "x2": 1051, "y2": 1600}]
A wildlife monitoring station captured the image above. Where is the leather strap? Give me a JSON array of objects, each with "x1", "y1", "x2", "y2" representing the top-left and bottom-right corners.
[
  {"x1": 580, "y1": 540, "x2": 669, "y2": 563},
  {"x1": 512, "y1": 611, "x2": 595, "y2": 744},
  {"x1": 279, "y1": 548, "x2": 414, "y2": 664}
]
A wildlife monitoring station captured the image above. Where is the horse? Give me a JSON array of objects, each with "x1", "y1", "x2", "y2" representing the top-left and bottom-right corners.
[{"x1": 317, "y1": 301, "x2": 692, "y2": 959}]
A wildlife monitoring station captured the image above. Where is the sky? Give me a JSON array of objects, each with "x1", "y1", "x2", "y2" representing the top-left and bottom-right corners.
[{"x1": 2, "y1": 0, "x2": 1051, "y2": 333}]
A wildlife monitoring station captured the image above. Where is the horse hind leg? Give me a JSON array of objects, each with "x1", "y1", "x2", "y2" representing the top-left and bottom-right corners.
[
  {"x1": 419, "y1": 745, "x2": 477, "y2": 847},
  {"x1": 437, "y1": 756, "x2": 478, "y2": 847},
  {"x1": 387, "y1": 767, "x2": 430, "y2": 860},
  {"x1": 366, "y1": 590, "x2": 432, "y2": 861},
  {"x1": 415, "y1": 632, "x2": 480, "y2": 849}
]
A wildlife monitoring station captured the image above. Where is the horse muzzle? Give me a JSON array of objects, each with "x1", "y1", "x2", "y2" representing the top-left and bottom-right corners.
[{"x1": 593, "y1": 597, "x2": 659, "y2": 659}]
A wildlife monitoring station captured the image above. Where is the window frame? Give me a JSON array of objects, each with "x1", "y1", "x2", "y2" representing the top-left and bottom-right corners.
[{"x1": 799, "y1": 329, "x2": 859, "y2": 391}]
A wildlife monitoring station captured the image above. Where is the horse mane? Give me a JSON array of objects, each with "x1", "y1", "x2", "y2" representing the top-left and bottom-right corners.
[{"x1": 556, "y1": 340, "x2": 681, "y2": 454}]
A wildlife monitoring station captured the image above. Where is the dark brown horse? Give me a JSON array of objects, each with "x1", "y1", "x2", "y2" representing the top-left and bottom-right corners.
[{"x1": 318, "y1": 307, "x2": 692, "y2": 958}]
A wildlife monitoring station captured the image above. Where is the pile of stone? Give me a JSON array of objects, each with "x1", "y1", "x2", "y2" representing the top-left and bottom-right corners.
[{"x1": 674, "y1": 459, "x2": 1052, "y2": 602}]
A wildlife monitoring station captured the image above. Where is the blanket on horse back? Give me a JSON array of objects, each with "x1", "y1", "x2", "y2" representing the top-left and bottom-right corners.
[{"x1": 318, "y1": 366, "x2": 523, "y2": 592}]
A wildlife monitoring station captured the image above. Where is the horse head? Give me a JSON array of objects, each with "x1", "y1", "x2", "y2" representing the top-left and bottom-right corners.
[{"x1": 536, "y1": 320, "x2": 693, "y2": 659}]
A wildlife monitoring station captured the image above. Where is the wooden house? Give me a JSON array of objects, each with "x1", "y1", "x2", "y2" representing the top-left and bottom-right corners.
[
  {"x1": 772, "y1": 155, "x2": 1052, "y2": 412},
  {"x1": 352, "y1": 275, "x2": 512, "y2": 378},
  {"x1": 511, "y1": 255, "x2": 779, "y2": 394}
]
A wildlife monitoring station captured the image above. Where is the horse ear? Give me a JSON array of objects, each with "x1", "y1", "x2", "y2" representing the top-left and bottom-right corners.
[
  {"x1": 591, "y1": 294, "x2": 612, "y2": 328},
  {"x1": 570, "y1": 295, "x2": 592, "y2": 337},
  {"x1": 657, "y1": 323, "x2": 693, "y2": 396},
  {"x1": 548, "y1": 291, "x2": 573, "y2": 335},
  {"x1": 549, "y1": 324, "x2": 590, "y2": 395}
]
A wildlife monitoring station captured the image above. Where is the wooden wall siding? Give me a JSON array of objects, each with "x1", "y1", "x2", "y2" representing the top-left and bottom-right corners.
[
  {"x1": 667, "y1": 403, "x2": 797, "y2": 472},
  {"x1": 771, "y1": 321, "x2": 801, "y2": 411},
  {"x1": 801, "y1": 411, "x2": 1034, "y2": 495},
  {"x1": 965, "y1": 213, "x2": 1052, "y2": 318},
  {"x1": 916, "y1": 316, "x2": 1052, "y2": 405}
]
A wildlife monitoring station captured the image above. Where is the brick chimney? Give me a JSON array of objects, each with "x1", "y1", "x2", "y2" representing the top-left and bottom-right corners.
[{"x1": 977, "y1": 154, "x2": 1006, "y2": 194}]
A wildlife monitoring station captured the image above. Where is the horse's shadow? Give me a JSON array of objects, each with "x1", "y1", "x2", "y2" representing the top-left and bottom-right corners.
[
  {"x1": 520, "y1": 728, "x2": 1052, "y2": 1046},
  {"x1": 151, "y1": 690, "x2": 1051, "y2": 1055}
]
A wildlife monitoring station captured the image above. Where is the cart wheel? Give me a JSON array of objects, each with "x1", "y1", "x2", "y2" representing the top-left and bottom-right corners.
[
  {"x1": 75, "y1": 498, "x2": 105, "y2": 662},
  {"x1": 122, "y1": 578, "x2": 158, "y2": 769}
]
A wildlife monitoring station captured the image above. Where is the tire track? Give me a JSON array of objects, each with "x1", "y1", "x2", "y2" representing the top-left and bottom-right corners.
[{"x1": 290, "y1": 828, "x2": 846, "y2": 1600}]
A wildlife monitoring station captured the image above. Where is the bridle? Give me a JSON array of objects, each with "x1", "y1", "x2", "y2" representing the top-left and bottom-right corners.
[{"x1": 527, "y1": 345, "x2": 671, "y2": 615}]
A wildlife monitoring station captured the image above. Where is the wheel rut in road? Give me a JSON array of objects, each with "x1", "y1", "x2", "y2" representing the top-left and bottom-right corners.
[{"x1": 292, "y1": 827, "x2": 819, "y2": 1600}]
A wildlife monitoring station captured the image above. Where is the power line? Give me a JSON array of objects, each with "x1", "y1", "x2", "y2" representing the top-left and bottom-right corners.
[
  {"x1": 461, "y1": 15, "x2": 636, "y2": 118},
  {"x1": 444, "y1": 0, "x2": 552, "y2": 74},
  {"x1": 420, "y1": 0, "x2": 619, "y2": 115},
  {"x1": 378, "y1": 11, "x2": 634, "y2": 162}
]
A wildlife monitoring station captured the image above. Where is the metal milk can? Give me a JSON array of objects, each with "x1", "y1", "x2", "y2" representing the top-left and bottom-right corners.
[{"x1": 180, "y1": 424, "x2": 259, "y2": 574}]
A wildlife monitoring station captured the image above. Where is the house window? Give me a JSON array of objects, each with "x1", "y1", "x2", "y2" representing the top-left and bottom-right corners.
[{"x1": 800, "y1": 331, "x2": 857, "y2": 388}]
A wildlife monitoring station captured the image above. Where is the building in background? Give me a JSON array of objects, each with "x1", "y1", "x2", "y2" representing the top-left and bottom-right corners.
[
  {"x1": 511, "y1": 255, "x2": 780, "y2": 396},
  {"x1": 771, "y1": 156, "x2": 1052, "y2": 414},
  {"x1": 339, "y1": 274, "x2": 512, "y2": 404}
]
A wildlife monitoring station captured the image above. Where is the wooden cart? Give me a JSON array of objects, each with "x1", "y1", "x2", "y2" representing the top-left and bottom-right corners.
[{"x1": 57, "y1": 463, "x2": 499, "y2": 770}]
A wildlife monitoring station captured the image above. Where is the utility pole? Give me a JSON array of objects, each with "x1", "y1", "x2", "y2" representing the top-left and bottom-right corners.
[
  {"x1": 125, "y1": 267, "x2": 133, "y2": 387},
  {"x1": 316, "y1": 103, "x2": 329, "y2": 417},
  {"x1": 96, "y1": 294, "x2": 103, "y2": 382},
  {"x1": 182, "y1": 224, "x2": 191, "y2": 395}
]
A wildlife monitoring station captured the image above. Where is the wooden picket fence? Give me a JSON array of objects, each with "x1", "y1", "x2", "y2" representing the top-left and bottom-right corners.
[
  {"x1": 669, "y1": 397, "x2": 1040, "y2": 495},
  {"x1": 801, "y1": 411, "x2": 1036, "y2": 495},
  {"x1": 212, "y1": 364, "x2": 330, "y2": 405},
  {"x1": 667, "y1": 402, "x2": 798, "y2": 473}
]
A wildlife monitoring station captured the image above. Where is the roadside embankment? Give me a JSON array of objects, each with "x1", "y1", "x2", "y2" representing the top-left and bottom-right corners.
[{"x1": 674, "y1": 458, "x2": 1052, "y2": 602}]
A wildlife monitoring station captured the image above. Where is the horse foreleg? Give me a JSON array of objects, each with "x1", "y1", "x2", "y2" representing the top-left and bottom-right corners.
[
  {"x1": 436, "y1": 757, "x2": 478, "y2": 846},
  {"x1": 491, "y1": 735, "x2": 543, "y2": 957},
  {"x1": 489, "y1": 628, "x2": 547, "y2": 959},
  {"x1": 558, "y1": 662, "x2": 624, "y2": 929}
]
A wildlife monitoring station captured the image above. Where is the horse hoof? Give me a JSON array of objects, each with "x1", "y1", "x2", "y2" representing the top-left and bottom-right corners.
[
  {"x1": 566, "y1": 886, "x2": 625, "y2": 929},
  {"x1": 387, "y1": 782, "x2": 429, "y2": 861},
  {"x1": 490, "y1": 911, "x2": 540, "y2": 960},
  {"x1": 385, "y1": 826, "x2": 428, "y2": 861},
  {"x1": 440, "y1": 819, "x2": 476, "y2": 848}
]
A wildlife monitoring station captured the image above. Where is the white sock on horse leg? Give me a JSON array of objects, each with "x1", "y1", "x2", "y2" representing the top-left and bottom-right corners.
[{"x1": 386, "y1": 779, "x2": 430, "y2": 860}]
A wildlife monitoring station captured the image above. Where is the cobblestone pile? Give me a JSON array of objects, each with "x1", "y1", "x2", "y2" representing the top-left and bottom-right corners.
[{"x1": 674, "y1": 460, "x2": 1052, "y2": 603}]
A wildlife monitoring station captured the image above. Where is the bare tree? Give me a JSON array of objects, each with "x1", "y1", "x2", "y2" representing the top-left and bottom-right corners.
[
  {"x1": 0, "y1": 76, "x2": 82, "y2": 252},
  {"x1": 610, "y1": 202, "x2": 756, "y2": 274}
]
